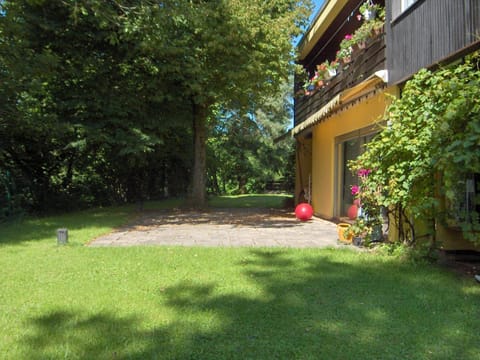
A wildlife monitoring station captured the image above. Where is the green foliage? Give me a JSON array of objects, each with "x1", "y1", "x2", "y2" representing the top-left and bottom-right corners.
[
  {"x1": 0, "y1": 0, "x2": 309, "y2": 211},
  {"x1": 207, "y1": 79, "x2": 295, "y2": 195},
  {"x1": 351, "y1": 52, "x2": 480, "y2": 246},
  {"x1": 0, "y1": 170, "x2": 25, "y2": 222},
  {"x1": 0, "y1": 0, "x2": 194, "y2": 211},
  {"x1": 374, "y1": 242, "x2": 439, "y2": 265}
]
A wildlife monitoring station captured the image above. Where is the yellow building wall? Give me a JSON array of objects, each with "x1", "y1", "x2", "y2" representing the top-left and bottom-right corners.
[
  {"x1": 439, "y1": 224, "x2": 479, "y2": 251},
  {"x1": 310, "y1": 87, "x2": 397, "y2": 219},
  {"x1": 297, "y1": 84, "x2": 478, "y2": 251}
]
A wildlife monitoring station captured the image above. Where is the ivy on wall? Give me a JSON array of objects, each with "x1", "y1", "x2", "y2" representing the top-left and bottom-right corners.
[{"x1": 350, "y1": 51, "x2": 480, "y2": 246}]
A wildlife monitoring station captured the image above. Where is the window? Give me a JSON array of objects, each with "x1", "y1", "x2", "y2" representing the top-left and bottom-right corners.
[
  {"x1": 401, "y1": 0, "x2": 417, "y2": 12},
  {"x1": 446, "y1": 173, "x2": 480, "y2": 228},
  {"x1": 391, "y1": 0, "x2": 420, "y2": 21}
]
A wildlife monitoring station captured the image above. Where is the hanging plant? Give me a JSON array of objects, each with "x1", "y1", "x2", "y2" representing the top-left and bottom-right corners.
[{"x1": 359, "y1": 1, "x2": 381, "y2": 21}]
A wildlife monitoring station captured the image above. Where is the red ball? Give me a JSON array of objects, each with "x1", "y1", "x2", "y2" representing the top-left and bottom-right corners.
[
  {"x1": 295, "y1": 203, "x2": 313, "y2": 221},
  {"x1": 347, "y1": 204, "x2": 358, "y2": 220}
]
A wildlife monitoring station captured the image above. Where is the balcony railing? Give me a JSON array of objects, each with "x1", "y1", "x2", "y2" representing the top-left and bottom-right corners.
[{"x1": 294, "y1": 33, "x2": 386, "y2": 127}]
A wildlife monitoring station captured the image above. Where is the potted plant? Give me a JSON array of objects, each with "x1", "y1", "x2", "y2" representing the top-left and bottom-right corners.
[
  {"x1": 303, "y1": 81, "x2": 315, "y2": 95},
  {"x1": 344, "y1": 218, "x2": 368, "y2": 246},
  {"x1": 337, "y1": 223, "x2": 352, "y2": 243},
  {"x1": 317, "y1": 60, "x2": 338, "y2": 79},
  {"x1": 368, "y1": 6, "x2": 385, "y2": 37},
  {"x1": 359, "y1": 1, "x2": 381, "y2": 21},
  {"x1": 352, "y1": 23, "x2": 371, "y2": 51},
  {"x1": 348, "y1": 168, "x2": 386, "y2": 245},
  {"x1": 337, "y1": 34, "x2": 353, "y2": 65},
  {"x1": 311, "y1": 71, "x2": 324, "y2": 89},
  {"x1": 316, "y1": 62, "x2": 328, "y2": 78},
  {"x1": 326, "y1": 60, "x2": 339, "y2": 78}
]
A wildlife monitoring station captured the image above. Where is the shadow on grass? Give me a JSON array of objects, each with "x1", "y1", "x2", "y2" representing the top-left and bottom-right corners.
[{"x1": 21, "y1": 250, "x2": 480, "y2": 359}]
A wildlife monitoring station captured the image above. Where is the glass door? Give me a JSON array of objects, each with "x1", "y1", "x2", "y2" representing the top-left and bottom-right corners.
[{"x1": 336, "y1": 131, "x2": 376, "y2": 218}]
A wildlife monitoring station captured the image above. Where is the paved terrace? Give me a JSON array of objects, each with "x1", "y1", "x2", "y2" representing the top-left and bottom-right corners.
[{"x1": 89, "y1": 208, "x2": 350, "y2": 248}]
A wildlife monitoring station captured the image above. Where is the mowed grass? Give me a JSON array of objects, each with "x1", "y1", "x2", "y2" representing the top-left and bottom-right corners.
[
  {"x1": 0, "y1": 195, "x2": 479, "y2": 359},
  {"x1": 208, "y1": 193, "x2": 293, "y2": 208}
]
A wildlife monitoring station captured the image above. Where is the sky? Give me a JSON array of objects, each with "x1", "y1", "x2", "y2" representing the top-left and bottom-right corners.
[
  {"x1": 312, "y1": 0, "x2": 326, "y2": 16},
  {"x1": 294, "y1": 0, "x2": 325, "y2": 46}
]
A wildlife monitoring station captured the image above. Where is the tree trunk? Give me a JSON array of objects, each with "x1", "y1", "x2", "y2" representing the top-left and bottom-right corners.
[{"x1": 190, "y1": 102, "x2": 209, "y2": 208}]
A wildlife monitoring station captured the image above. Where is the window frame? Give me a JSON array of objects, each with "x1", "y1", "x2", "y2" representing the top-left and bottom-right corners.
[
  {"x1": 401, "y1": 0, "x2": 417, "y2": 12},
  {"x1": 391, "y1": 0, "x2": 424, "y2": 24}
]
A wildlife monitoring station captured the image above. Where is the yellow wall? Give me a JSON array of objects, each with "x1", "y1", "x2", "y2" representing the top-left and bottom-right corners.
[
  {"x1": 310, "y1": 87, "x2": 396, "y2": 219},
  {"x1": 297, "y1": 84, "x2": 478, "y2": 251},
  {"x1": 439, "y1": 225, "x2": 479, "y2": 251}
]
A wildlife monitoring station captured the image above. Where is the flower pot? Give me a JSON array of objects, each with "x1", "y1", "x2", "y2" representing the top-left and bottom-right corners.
[
  {"x1": 371, "y1": 25, "x2": 384, "y2": 37},
  {"x1": 337, "y1": 223, "x2": 352, "y2": 243},
  {"x1": 315, "y1": 80, "x2": 324, "y2": 89},
  {"x1": 327, "y1": 69, "x2": 337, "y2": 78},
  {"x1": 353, "y1": 236, "x2": 363, "y2": 246},
  {"x1": 357, "y1": 41, "x2": 366, "y2": 49},
  {"x1": 371, "y1": 224, "x2": 383, "y2": 242},
  {"x1": 363, "y1": 9, "x2": 376, "y2": 21}
]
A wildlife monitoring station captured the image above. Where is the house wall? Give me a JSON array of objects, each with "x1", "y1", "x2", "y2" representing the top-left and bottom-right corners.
[
  {"x1": 386, "y1": 0, "x2": 480, "y2": 84},
  {"x1": 439, "y1": 225, "x2": 478, "y2": 251},
  {"x1": 310, "y1": 87, "x2": 397, "y2": 219}
]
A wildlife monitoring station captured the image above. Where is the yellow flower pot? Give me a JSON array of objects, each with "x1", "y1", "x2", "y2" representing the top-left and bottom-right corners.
[{"x1": 337, "y1": 223, "x2": 352, "y2": 243}]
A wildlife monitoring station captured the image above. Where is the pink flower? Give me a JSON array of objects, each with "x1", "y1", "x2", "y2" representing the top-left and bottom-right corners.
[
  {"x1": 356, "y1": 14, "x2": 362, "y2": 21},
  {"x1": 345, "y1": 34, "x2": 352, "y2": 40},
  {"x1": 351, "y1": 185, "x2": 360, "y2": 196},
  {"x1": 358, "y1": 169, "x2": 371, "y2": 177}
]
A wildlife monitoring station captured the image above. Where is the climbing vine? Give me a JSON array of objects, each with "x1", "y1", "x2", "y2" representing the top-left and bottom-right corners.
[{"x1": 350, "y1": 51, "x2": 480, "y2": 246}]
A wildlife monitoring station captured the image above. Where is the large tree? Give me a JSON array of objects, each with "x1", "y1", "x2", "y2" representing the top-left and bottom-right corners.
[{"x1": 148, "y1": 0, "x2": 310, "y2": 206}]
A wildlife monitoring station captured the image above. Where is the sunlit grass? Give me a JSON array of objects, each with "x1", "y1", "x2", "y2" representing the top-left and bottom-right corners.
[
  {"x1": 0, "y1": 197, "x2": 479, "y2": 359},
  {"x1": 208, "y1": 193, "x2": 292, "y2": 208}
]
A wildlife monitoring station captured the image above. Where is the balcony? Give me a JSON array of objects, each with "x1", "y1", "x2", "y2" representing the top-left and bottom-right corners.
[{"x1": 294, "y1": 33, "x2": 386, "y2": 127}]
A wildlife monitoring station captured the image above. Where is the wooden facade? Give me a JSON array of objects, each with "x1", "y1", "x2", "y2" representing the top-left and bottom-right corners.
[
  {"x1": 386, "y1": 0, "x2": 480, "y2": 84},
  {"x1": 295, "y1": 33, "x2": 386, "y2": 127},
  {"x1": 298, "y1": 0, "x2": 365, "y2": 73}
]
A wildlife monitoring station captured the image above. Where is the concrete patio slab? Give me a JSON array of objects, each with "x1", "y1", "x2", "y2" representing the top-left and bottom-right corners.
[{"x1": 89, "y1": 208, "x2": 351, "y2": 248}]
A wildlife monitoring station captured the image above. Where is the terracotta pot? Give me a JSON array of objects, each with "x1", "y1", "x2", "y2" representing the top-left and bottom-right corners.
[{"x1": 315, "y1": 80, "x2": 324, "y2": 89}]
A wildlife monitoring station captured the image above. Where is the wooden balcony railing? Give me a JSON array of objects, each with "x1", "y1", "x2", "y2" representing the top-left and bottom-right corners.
[{"x1": 294, "y1": 33, "x2": 386, "y2": 127}]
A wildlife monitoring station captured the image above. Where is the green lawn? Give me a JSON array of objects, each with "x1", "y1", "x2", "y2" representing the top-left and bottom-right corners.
[
  {"x1": 0, "y1": 196, "x2": 479, "y2": 359},
  {"x1": 208, "y1": 193, "x2": 292, "y2": 208}
]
